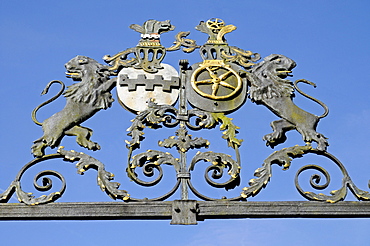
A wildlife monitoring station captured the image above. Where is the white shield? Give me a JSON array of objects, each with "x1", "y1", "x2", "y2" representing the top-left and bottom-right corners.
[{"x1": 117, "y1": 63, "x2": 180, "y2": 113}]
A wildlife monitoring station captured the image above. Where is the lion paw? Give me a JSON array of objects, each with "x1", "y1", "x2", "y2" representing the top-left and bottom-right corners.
[
  {"x1": 31, "y1": 141, "x2": 46, "y2": 157},
  {"x1": 301, "y1": 131, "x2": 328, "y2": 151},
  {"x1": 80, "y1": 140, "x2": 101, "y2": 151},
  {"x1": 315, "y1": 135, "x2": 329, "y2": 151},
  {"x1": 263, "y1": 132, "x2": 286, "y2": 148},
  {"x1": 88, "y1": 142, "x2": 101, "y2": 151},
  {"x1": 263, "y1": 134, "x2": 275, "y2": 146}
]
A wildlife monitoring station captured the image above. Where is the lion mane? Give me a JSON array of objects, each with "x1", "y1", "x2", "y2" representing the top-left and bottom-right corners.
[
  {"x1": 31, "y1": 55, "x2": 116, "y2": 157},
  {"x1": 248, "y1": 54, "x2": 329, "y2": 151}
]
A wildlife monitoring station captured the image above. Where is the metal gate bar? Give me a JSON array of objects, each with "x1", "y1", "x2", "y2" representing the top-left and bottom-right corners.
[{"x1": 1, "y1": 201, "x2": 369, "y2": 224}]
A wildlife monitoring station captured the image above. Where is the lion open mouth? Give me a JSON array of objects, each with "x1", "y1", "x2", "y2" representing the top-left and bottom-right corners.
[
  {"x1": 276, "y1": 69, "x2": 293, "y2": 79},
  {"x1": 65, "y1": 71, "x2": 82, "y2": 80}
]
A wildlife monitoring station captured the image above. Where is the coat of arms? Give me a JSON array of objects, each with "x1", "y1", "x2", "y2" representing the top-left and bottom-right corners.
[{"x1": 1, "y1": 18, "x2": 369, "y2": 224}]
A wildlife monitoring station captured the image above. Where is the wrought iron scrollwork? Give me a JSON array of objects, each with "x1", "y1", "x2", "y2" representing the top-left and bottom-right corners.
[
  {"x1": 240, "y1": 145, "x2": 370, "y2": 203},
  {"x1": 126, "y1": 150, "x2": 181, "y2": 201},
  {"x1": 123, "y1": 99, "x2": 243, "y2": 201},
  {"x1": 241, "y1": 145, "x2": 313, "y2": 199},
  {"x1": 222, "y1": 46, "x2": 261, "y2": 69},
  {"x1": 188, "y1": 151, "x2": 241, "y2": 200},
  {"x1": 166, "y1": 31, "x2": 199, "y2": 53},
  {"x1": 2, "y1": 18, "x2": 369, "y2": 208},
  {"x1": 0, "y1": 148, "x2": 131, "y2": 205},
  {"x1": 103, "y1": 47, "x2": 137, "y2": 74},
  {"x1": 0, "y1": 154, "x2": 65, "y2": 205},
  {"x1": 294, "y1": 150, "x2": 370, "y2": 203},
  {"x1": 58, "y1": 147, "x2": 130, "y2": 201},
  {"x1": 186, "y1": 109, "x2": 216, "y2": 130},
  {"x1": 127, "y1": 150, "x2": 181, "y2": 185},
  {"x1": 126, "y1": 100, "x2": 179, "y2": 150},
  {"x1": 159, "y1": 125, "x2": 210, "y2": 153}
]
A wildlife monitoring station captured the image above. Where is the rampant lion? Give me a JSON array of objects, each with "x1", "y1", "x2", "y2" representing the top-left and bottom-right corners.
[
  {"x1": 248, "y1": 54, "x2": 329, "y2": 151},
  {"x1": 31, "y1": 55, "x2": 116, "y2": 157}
]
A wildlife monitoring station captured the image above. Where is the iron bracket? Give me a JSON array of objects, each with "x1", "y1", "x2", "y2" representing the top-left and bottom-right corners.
[{"x1": 171, "y1": 200, "x2": 199, "y2": 225}]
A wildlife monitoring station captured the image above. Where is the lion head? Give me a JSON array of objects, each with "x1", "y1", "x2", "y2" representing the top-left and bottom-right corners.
[
  {"x1": 63, "y1": 55, "x2": 113, "y2": 109},
  {"x1": 248, "y1": 54, "x2": 297, "y2": 102},
  {"x1": 65, "y1": 55, "x2": 110, "y2": 81}
]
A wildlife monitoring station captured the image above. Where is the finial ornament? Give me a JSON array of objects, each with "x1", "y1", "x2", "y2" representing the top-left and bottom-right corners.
[{"x1": 197, "y1": 18, "x2": 237, "y2": 44}]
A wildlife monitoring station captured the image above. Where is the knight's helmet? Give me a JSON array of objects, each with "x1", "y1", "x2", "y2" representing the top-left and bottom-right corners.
[
  {"x1": 130, "y1": 20, "x2": 175, "y2": 73},
  {"x1": 196, "y1": 18, "x2": 235, "y2": 60}
]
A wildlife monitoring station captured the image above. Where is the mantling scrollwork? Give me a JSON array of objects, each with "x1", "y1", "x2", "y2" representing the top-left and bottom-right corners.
[
  {"x1": 102, "y1": 47, "x2": 137, "y2": 74},
  {"x1": 222, "y1": 46, "x2": 261, "y2": 69},
  {"x1": 104, "y1": 19, "x2": 185, "y2": 74},
  {"x1": 166, "y1": 31, "x2": 199, "y2": 53}
]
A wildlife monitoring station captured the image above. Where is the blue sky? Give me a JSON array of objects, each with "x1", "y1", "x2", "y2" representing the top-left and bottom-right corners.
[{"x1": 1, "y1": 0, "x2": 369, "y2": 245}]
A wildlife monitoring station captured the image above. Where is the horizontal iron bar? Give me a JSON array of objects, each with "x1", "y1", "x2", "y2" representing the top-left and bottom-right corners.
[
  {"x1": 0, "y1": 202, "x2": 173, "y2": 220},
  {"x1": 197, "y1": 201, "x2": 370, "y2": 219},
  {"x1": 1, "y1": 201, "x2": 370, "y2": 221}
]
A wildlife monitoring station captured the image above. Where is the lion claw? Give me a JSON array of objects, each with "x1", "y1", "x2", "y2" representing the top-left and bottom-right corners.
[{"x1": 88, "y1": 142, "x2": 101, "y2": 151}]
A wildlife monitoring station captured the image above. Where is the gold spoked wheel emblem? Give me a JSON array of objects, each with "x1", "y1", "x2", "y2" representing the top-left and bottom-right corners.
[
  {"x1": 191, "y1": 60, "x2": 242, "y2": 100},
  {"x1": 206, "y1": 18, "x2": 225, "y2": 32}
]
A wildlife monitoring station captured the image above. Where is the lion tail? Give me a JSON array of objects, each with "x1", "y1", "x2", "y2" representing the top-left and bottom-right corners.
[
  {"x1": 294, "y1": 79, "x2": 329, "y2": 119},
  {"x1": 32, "y1": 80, "x2": 65, "y2": 126}
]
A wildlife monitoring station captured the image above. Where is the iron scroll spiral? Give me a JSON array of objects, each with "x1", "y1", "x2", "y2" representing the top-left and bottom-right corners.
[{"x1": 0, "y1": 154, "x2": 66, "y2": 205}]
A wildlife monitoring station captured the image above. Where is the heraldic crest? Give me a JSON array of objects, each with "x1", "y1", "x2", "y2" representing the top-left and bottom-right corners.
[{"x1": 1, "y1": 19, "x2": 370, "y2": 223}]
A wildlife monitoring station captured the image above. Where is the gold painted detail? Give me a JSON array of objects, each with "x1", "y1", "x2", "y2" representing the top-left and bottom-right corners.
[
  {"x1": 138, "y1": 41, "x2": 161, "y2": 47},
  {"x1": 166, "y1": 31, "x2": 199, "y2": 53},
  {"x1": 211, "y1": 112, "x2": 243, "y2": 148},
  {"x1": 206, "y1": 18, "x2": 236, "y2": 43},
  {"x1": 206, "y1": 18, "x2": 225, "y2": 31},
  {"x1": 222, "y1": 46, "x2": 260, "y2": 68},
  {"x1": 206, "y1": 40, "x2": 227, "y2": 45},
  {"x1": 191, "y1": 60, "x2": 242, "y2": 100},
  {"x1": 103, "y1": 47, "x2": 137, "y2": 72}
]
